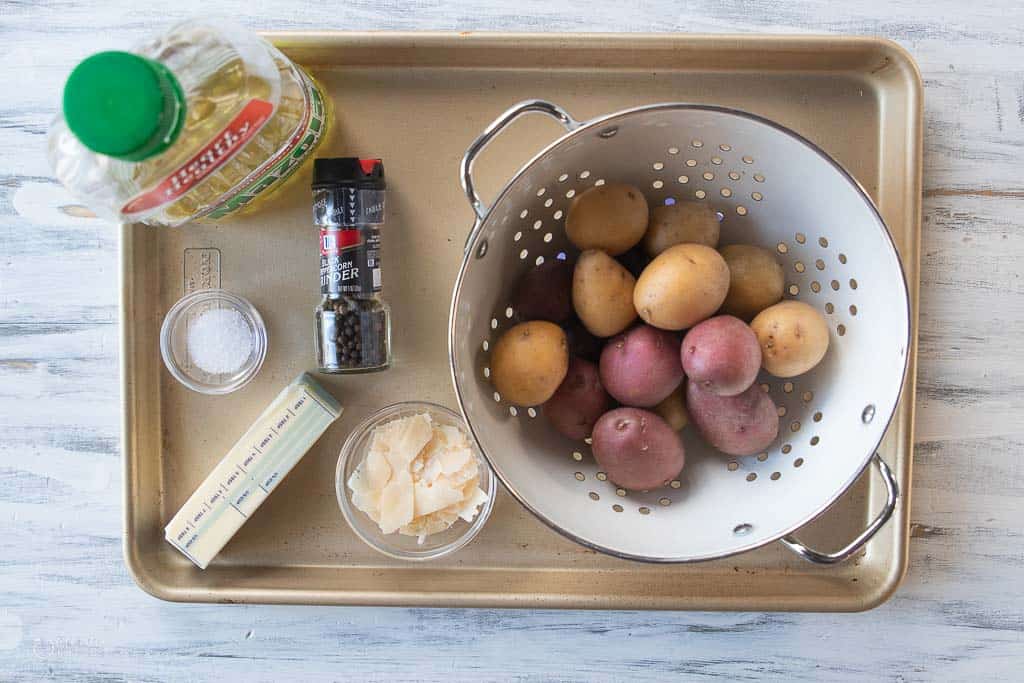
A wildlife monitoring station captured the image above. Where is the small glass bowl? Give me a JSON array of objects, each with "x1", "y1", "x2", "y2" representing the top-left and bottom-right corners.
[
  {"x1": 336, "y1": 402, "x2": 496, "y2": 561},
  {"x1": 159, "y1": 289, "x2": 267, "y2": 395}
]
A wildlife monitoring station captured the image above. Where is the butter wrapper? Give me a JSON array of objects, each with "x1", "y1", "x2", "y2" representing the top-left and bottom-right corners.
[{"x1": 165, "y1": 372, "x2": 341, "y2": 569}]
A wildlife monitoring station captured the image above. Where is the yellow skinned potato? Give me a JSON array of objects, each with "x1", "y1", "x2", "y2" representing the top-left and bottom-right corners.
[
  {"x1": 633, "y1": 243, "x2": 730, "y2": 330},
  {"x1": 750, "y1": 300, "x2": 830, "y2": 377},
  {"x1": 565, "y1": 183, "x2": 648, "y2": 255},
  {"x1": 642, "y1": 201, "x2": 720, "y2": 257},
  {"x1": 490, "y1": 321, "x2": 569, "y2": 406},
  {"x1": 654, "y1": 384, "x2": 689, "y2": 431},
  {"x1": 572, "y1": 250, "x2": 638, "y2": 337},
  {"x1": 719, "y1": 244, "x2": 785, "y2": 321}
]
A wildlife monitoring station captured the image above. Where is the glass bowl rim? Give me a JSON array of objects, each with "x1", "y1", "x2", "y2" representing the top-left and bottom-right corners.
[
  {"x1": 159, "y1": 288, "x2": 267, "y2": 395},
  {"x1": 335, "y1": 401, "x2": 496, "y2": 561}
]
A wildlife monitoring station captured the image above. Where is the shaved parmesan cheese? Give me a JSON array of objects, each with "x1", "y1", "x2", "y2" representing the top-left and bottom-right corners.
[
  {"x1": 381, "y1": 413, "x2": 432, "y2": 473},
  {"x1": 365, "y1": 450, "x2": 392, "y2": 490},
  {"x1": 414, "y1": 477, "x2": 464, "y2": 517},
  {"x1": 438, "y1": 446, "x2": 472, "y2": 475},
  {"x1": 378, "y1": 470, "x2": 414, "y2": 534},
  {"x1": 457, "y1": 486, "x2": 489, "y2": 522},
  {"x1": 347, "y1": 412, "x2": 489, "y2": 544}
]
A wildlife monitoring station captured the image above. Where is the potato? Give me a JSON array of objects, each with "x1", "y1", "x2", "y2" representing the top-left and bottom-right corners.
[
  {"x1": 565, "y1": 183, "x2": 648, "y2": 255},
  {"x1": 686, "y1": 382, "x2": 779, "y2": 456},
  {"x1": 562, "y1": 318, "x2": 603, "y2": 362},
  {"x1": 719, "y1": 244, "x2": 785, "y2": 320},
  {"x1": 490, "y1": 321, "x2": 569, "y2": 406},
  {"x1": 654, "y1": 384, "x2": 689, "y2": 431},
  {"x1": 642, "y1": 201, "x2": 720, "y2": 257},
  {"x1": 633, "y1": 243, "x2": 730, "y2": 330},
  {"x1": 599, "y1": 324, "x2": 683, "y2": 407},
  {"x1": 618, "y1": 245, "x2": 652, "y2": 279},
  {"x1": 543, "y1": 357, "x2": 611, "y2": 440},
  {"x1": 511, "y1": 259, "x2": 573, "y2": 323},
  {"x1": 591, "y1": 408, "x2": 686, "y2": 490},
  {"x1": 681, "y1": 315, "x2": 761, "y2": 396},
  {"x1": 750, "y1": 300, "x2": 830, "y2": 378},
  {"x1": 572, "y1": 249, "x2": 638, "y2": 337}
]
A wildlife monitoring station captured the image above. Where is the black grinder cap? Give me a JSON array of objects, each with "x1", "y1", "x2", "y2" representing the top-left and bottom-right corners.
[{"x1": 312, "y1": 157, "x2": 386, "y2": 190}]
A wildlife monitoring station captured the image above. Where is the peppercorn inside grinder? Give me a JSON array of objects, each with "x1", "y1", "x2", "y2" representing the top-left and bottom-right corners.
[{"x1": 313, "y1": 158, "x2": 392, "y2": 373}]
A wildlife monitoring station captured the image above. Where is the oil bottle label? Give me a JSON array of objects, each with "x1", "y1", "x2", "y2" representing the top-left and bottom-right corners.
[
  {"x1": 202, "y1": 69, "x2": 327, "y2": 220},
  {"x1": 121, "y1": 99, "x2": 274, "y2": 216}
]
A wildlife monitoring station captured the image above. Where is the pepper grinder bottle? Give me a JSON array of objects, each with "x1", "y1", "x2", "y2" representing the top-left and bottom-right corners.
[{"x1": 313, "y1": 158, "x2": 391, "y2": 373}]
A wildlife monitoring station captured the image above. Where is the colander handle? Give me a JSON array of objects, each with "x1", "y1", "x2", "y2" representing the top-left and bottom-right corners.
[
  {"x1": 460, "y1": 99, "x2": 580, "y2": 228},
  {"x1": 780, "y1": 453, "x2": 899, "y2": 564}
]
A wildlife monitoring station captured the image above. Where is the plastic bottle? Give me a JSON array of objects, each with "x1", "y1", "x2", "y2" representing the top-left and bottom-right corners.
[{"x1": 48, "y1": 20, "x2": 329, "y2": 226}]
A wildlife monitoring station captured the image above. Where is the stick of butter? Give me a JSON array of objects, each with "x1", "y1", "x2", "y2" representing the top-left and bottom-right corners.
[{"x1": 165, "y1": 372, "x2": 342, "y2": 569}]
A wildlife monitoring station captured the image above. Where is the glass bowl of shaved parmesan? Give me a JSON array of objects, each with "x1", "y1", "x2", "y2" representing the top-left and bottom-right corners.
[{"x1": 337, "y1": 401, "x2": 496, "y2": 561}]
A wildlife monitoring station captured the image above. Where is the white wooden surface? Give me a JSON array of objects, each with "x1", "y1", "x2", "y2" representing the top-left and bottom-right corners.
[{"x1": 2, "y1": 1, "x2": 1023, "y2": 680}]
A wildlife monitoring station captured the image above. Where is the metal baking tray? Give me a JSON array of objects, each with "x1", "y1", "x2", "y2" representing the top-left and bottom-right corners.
[{"x1": 122, "y1": 32, "x2": 921, "y2": 610}]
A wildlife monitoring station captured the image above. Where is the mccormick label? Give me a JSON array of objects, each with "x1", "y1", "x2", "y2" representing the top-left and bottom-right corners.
[
  {"x1": 319, "y1": 226, "x2": 382, "y2": 295},
  {"x1": 121, "y1": 99, "x2": 274, "y2": 216}
]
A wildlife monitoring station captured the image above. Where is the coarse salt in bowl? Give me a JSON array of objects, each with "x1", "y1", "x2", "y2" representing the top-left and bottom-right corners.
[{"x1": 160, "y1": 289, "x2": 267, "y2": 395}]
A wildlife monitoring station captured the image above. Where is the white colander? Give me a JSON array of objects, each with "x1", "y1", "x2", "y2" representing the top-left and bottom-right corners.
[{"x1": 449, "y1": 100, "x2": 908, "y2": 564}]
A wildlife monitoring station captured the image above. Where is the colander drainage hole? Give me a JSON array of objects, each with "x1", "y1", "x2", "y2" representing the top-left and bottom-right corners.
[{"x1": 733, "y1": 523, "x2": 753, "y2": 536}]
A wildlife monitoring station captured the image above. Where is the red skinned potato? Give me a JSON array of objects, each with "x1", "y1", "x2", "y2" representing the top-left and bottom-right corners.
[
  {"x1": 543, "y1": 357, "x2": 611, "y2": 440},
  {"x1": 599, "y1": 325, "x2": 684, "y2": 407},
  {"x1": 562, "y1": 318, "x2": 603, "y2": 363},
  {"x1": 681, "y1": 315, "x2": 762, "y2": 396},
  {"x1": 511, "y1": 259, "x2": 573, "y2": 323},
  {"x1": 686, "y1": 381, "x2": 779, "y2": 456},
  {"x1": 591, "y1": 408, "x2": 686, "y2": 490}
]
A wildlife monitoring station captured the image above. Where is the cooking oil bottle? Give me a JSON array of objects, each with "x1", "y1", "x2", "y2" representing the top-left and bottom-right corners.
[{"x1": 48, "y1": 20, "x2": 329, "y2": 226}]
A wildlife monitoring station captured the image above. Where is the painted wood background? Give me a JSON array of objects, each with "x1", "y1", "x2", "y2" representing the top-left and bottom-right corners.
[{"x1": 2, "y1": 0, "x2": 1022, "y2": 680}]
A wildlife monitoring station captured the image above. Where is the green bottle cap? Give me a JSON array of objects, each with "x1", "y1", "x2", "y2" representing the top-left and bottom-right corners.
[{"x1": 62, "y1": 51, "x2": 186, "y2": 161}]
